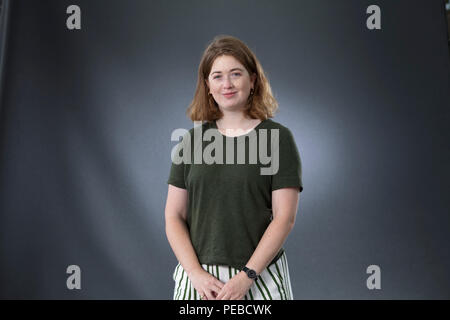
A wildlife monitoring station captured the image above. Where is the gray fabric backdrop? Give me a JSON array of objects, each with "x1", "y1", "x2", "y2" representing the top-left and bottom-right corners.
[{"x1": 0, "y1": 0, "x2": 449, "y2": 299}]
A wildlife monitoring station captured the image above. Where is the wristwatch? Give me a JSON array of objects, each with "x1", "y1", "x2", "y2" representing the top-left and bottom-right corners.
[{"x1": 242, "y1": 266, "x2": 258, "y2": 279}]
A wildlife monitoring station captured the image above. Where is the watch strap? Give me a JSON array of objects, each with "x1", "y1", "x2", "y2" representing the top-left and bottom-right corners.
[{"x1": 242, "y1": 266, "x2": 258, "y2": 279}]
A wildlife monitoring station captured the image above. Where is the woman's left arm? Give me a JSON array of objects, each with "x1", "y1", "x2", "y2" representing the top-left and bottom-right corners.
[
  {"x1": 244, "y1": 187, "x2": 300, "y2": 274},
  {"x1": 216, "y1": 187, "x2": 300, "y2": 300}
]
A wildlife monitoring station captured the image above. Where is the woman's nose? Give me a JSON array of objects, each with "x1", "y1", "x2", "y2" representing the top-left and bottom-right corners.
[{"x1": 223, "y1": 76, "x2": 234, "y2": 87}]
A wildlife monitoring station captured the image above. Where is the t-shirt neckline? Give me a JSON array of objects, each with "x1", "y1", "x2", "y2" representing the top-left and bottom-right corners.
[{"x1": 212, "y1": 119, "x2": 268, "y2": 138}]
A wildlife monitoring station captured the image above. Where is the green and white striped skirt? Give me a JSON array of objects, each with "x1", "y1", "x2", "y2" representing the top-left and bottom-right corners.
[{"x1": 172, "y1": 251, "x2": 293, "y2": 300}]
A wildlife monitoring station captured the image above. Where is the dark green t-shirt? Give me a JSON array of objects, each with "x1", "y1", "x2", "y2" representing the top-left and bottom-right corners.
[{"x1": 167, "y1": 118, "x2": 303, "y2": 270}]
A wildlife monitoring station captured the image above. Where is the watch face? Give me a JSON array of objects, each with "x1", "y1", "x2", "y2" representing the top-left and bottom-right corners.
[{"x1": 247, "y1": 269, "x2": 257, "y2": 279}]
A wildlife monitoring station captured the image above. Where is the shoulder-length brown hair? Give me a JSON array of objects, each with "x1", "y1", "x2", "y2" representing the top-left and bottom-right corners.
[{"x1": 187, "y1": 35, "x2": 278, "y2": 122}]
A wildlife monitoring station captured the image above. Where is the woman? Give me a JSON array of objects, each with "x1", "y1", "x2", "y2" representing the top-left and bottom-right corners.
[{"x1": 165, "y1": 35, "x2": 303, "y2": 300}]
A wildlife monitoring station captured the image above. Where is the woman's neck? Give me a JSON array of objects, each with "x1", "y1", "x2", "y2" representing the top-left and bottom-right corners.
[{"x1": 216, "y1": 112, "x2": 260, "y2": 131}]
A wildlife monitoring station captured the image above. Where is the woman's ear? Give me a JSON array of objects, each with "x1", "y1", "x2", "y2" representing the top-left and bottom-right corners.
[{"x1": 251, "y1": 73, "x2": 257, "y2": 88}]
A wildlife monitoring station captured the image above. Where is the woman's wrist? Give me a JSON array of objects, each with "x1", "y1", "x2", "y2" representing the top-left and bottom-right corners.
[
  {"x1": 185, "y1": 264, "x2": 204, "y2": 277},
  {"x1": 238, "y1": 270, "x2": 256, "y2": 284}
]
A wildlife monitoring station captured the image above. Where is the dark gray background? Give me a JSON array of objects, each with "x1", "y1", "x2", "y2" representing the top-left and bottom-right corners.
[{"x1": 0, "y1": 0, "x2": 449, "y2": 299}]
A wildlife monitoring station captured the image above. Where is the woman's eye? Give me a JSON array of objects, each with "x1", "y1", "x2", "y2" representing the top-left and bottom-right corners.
[{"x1": 213, "y1": 73, "x2": 241, "y2": 79}]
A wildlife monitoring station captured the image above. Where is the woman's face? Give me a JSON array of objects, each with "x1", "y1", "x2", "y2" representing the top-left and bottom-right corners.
[{"x1": 205, "y1": 55, "x2": 256, "y2": 112}]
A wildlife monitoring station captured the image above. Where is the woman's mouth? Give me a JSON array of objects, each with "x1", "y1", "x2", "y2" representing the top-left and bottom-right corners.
[{"x1": 223, "y1": 92, "x2": 236, "y2": 98}]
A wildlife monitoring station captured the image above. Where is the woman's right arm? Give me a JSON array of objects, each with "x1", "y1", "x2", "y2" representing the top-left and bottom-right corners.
[{"x1": 165, "y1": 184, "x2": 224, "y2": 299}]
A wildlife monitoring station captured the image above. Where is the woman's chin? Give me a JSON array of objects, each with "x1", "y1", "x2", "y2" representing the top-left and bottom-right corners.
[{"x1": 218, "y1": 102, "x2": 245, "y2": 111}]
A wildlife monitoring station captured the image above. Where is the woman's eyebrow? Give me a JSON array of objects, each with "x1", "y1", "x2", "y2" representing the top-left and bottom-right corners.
[{"x1": 211, "y1": 67, "x2": 244, "y2": 75}]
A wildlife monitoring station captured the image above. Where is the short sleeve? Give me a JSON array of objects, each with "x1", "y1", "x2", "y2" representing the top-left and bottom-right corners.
[
  {"x1": 271, "y1": 127, "x2": 303, "y2": 192},
  {"x1": 167, "y1": 161, "x2": 186, "y2": 189},
  {"x1": 167, "y1": 133, "x2": 189, "y2": 189}
]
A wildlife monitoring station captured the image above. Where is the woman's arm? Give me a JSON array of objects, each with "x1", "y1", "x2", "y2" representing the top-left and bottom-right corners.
[
  {"x1": 216, "y1": 187, "x2": 300, "y2": 300},
  {"x1": 165, "y1": 184, "x2": 224, "y2": 299},
  {"x1": 165, "y1": 184, "x2": 201, "y2": 276},
  {"x1": 244, "y1": 187, "x2": 299, "y2": 273}
]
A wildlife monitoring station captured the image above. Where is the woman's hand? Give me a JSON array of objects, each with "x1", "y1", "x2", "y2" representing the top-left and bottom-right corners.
[
  {"x1": 216, "y1": 271, "x2": 254, "y2": 300},
  {"x1": 188, "y1": 268, "x2": 225, "y2": 300}
]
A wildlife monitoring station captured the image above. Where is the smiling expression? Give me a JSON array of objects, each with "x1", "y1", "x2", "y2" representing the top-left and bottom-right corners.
[{"x1": 205, "y1": 55, "x2": 256, "y2": 111}]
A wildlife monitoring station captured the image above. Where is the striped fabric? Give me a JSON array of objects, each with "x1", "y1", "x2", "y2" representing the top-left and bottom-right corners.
[{"x1": 172, "y1": 252, "x2": 293, "y2": 300}]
